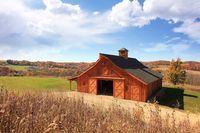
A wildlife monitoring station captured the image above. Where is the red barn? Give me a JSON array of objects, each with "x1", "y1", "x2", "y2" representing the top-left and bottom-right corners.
[{"x1": 69, "y1": 48, "x2": 162, "y2": 102}]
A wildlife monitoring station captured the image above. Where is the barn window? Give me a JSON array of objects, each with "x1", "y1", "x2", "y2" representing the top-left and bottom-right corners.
[
  {"x1": 125, "y1": 85, "x2": 128, "y2": 91},
  {"x1": 83, "y1": 81, "x2": 86, "y2": 86},
  {"x1": 101, "y1": 62, "x2": 105, "y2": 65},
  {"x1": 111, "y1": 70, "x2": 113, "y2": 74}
]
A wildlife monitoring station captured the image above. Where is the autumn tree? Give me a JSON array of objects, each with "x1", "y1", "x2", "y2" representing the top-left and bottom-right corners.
[{"x1": 164, "y1": 58, "x2": 186, "y2": 85}]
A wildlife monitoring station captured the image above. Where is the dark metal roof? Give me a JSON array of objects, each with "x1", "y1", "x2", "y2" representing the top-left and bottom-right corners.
[{"x1": 101, "y1": 53, "x2": 162, "y2": 84}]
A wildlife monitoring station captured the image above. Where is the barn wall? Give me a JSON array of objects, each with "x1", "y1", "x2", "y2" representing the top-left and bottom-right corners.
[
  {"x1": 76, "y1": 55, "x2": 161, "y2": 102},
  {"x1": 146, "y1": 78, "x2": 162, "y2": 99},
  {"x1": 125, "y1": 77, "x2": 144, "y2": 101}
]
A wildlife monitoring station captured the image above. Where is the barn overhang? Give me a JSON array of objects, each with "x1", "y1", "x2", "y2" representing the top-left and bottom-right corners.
[
  {"x1": 68, "y1": 76, "x2": 78, "y2": 91},
  {"x1": 90, "y1": 76, "x2": 125, "y2": 80},
  {"x1": 68, "y1": 76, "x2": 78, "y2": 81}
]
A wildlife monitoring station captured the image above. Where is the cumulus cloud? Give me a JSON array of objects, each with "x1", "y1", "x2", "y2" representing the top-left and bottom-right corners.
[
  {"x1": 0, "y1": 0, "x2": 120, "y2": 61},
  {"x1": 143, "y1": 0, "x2": 200, "y2": 22},
  {"x1": 110, "y1": 0, "x2": 200, "y2": 43},
  {"x1": 110, "y1": 0, "x2": 153, "y2": 27},
  {"x1": 110, "y1": 0, "x2": 200, "y2": 26},
  {"x1": 174, "y1": 21, "x2": 200, "y2": 43},
  {"x1": 43, "y1": 0, "x2": 81, "y2": 15}
]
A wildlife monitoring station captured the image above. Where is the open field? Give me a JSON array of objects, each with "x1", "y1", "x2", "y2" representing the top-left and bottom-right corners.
[
  {"x1": 158, "y1": 84, "x2": 200, "y2": 113},
  {"x1": 0, "y1": 76, "x2": 76, "y2": 93},
  {"x1": 0, "y1": 77, "x2": 200, "y2": 132},
  {"x1": 3, "y1": 64, "x2": 31, "y2": 71},
  {"x1": 0, "y1": 76, "x2": 199, "y2": 113},
  {"x1": 152, "y1": 65, "x2": 200, "y2": 89}
]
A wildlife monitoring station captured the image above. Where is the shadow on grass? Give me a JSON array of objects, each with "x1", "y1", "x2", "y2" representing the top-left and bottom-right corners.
[{"x1": 156, "y1": 87, "x2": 198, "y2": 110}]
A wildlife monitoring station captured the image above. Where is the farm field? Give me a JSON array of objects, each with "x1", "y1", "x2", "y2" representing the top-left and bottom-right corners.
[
  {"x1": 3, "y1": 64, "x2": 31, "y2": 71},
  {"x1": 0, "y1": 76, "x2": 76, "y2": 93},
  {"x1": 0, "y1": 76, "x2": 199, "y2": 113},
  {"x1": 159, "y1": 84, "x2": 200, "y2": 113},
  {"x1": 184, "y1": 89, "x2": 200, "y2": 113},
  {"x1": 0, "y1": 76, "x2": 200, "y2": 132}
]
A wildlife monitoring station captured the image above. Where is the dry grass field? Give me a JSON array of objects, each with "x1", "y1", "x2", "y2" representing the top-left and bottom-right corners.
[
  {"x1": 1, "y1": 90, "x2": 200, "y2": 133},
  {"x1": 0, "y1": 75, "x2": 200, "y2": 132}
]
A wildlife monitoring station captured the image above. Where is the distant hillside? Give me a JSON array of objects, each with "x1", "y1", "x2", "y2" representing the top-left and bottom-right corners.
[
  {"x1": 0, "y1": 60, "x2": 93, "y2": 77},
  {"x1": 143, "y1": 60, "x2": 200, "y2": 71},
  {"x1": 143, "y1": 60, "x2": 170, "y2": 66},
  {"x1": 1, "y1": 59, "x2": 200, "y2": 77}
]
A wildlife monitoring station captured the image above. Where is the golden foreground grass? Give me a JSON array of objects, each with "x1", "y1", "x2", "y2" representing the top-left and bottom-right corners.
[
  {"x1": 64, "y1": 92, "x2": 200, "y2": 125},
  {"x1": 1, "y1": 90, "x2": 200, "y2": 133}
]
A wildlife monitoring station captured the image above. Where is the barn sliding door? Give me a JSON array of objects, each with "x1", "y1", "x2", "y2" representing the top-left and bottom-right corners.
[
  {"x1": 88, "y1": 79, "x2": 97, "y2": 94},
  {"x1": 114, "y1": 80, "x2": 124, "y2": 98}
]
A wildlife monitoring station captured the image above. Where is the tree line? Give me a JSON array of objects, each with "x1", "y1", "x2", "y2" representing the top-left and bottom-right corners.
[{"x1": 0, "y1": 60, "x2": 93, "y2": 77}]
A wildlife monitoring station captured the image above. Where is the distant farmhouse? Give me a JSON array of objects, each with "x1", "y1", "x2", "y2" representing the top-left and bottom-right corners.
[{"x1": 69, "y1": 48, "x2": 162, "y2": 102}]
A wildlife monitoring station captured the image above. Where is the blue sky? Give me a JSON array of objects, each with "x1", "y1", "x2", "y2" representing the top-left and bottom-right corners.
[{"x1": 0, "y1": 0, "x2": 200, "y2": 62}]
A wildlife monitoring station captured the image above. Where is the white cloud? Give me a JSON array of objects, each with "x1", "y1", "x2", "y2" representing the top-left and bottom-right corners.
[
  {"x1": 165, "y1": 37, "x2": 181, "y2": 43},
  {"x1": 174, "y1": 21, "x2": 200, "y2": 43},
  {"x1": 110, "y1": 0, "x2": 200, "y2": 43},
  {"x1": 143, "y1": 0, "x2": 200, "y2": 22},
  {"x1": 143, "y1": 0, "x2": 200, "y2": 43},
  {"x1": 43, "y1": 0, "x2": 81, "y2": 15},
  {"x1": 144, "y1": 37, "x2": 190, "y2": 52},
  {"x1": 171, "y1": 43, "x2": 190, "y2": 52},
  {"x1": 93, "y1": 11, "x2": 99, "y2": 15},
  {"x1": 0, "y1": 0, "x2": 121, "y2": 61},
  {"x1": 144, "y1": 43, "x2": 169, "y2": 52},
  {"x1": 110, "y1": 0, "x2": 200, "y2": 26},
  {"x1": 145, "y1": 42, "x2": 190, "y2": 53},
  {"x1": 110, "y1": 0, "x2": 153, "y2": 27}
]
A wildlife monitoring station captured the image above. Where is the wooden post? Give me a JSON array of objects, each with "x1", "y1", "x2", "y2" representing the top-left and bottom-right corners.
[{"x1": 69, "y1": 80, "x2": 71, "y2": 91}]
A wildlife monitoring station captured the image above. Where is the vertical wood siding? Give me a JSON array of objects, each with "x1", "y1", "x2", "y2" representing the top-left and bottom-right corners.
[{"x1": 114, "y1": 79, "x2": 124, "y2": 98}]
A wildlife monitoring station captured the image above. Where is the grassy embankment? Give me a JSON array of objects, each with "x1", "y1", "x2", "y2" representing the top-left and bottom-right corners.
[{"x1": 0, "y1": 76, "x2": 77, "y2": 93}]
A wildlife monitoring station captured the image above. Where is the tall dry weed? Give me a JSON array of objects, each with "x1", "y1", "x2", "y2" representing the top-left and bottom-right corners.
[{"x1": 0, "y1": 89, "x2": 200, "y2": 133}]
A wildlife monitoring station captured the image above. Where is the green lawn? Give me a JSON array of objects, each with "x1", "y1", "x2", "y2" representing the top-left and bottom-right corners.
[
  {"x1": 184, "y1": 89, "x2": 200, "y2": 113},
  {"x1": 0, "y1": 76, "x2": 77, "y2": 93},
  {"x1": 3, "y1": 65, "x2": 30, "y2": 71},
  {"x1": 158, "y1": 84, "x2": 200, "y2": 113}
]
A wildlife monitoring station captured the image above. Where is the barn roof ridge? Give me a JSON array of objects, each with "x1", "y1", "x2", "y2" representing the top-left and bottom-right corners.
[
  {"x1": 100, "y1": 53, "x2": 162, "y2": 84},
  {"x1": 100, "y1": 53, "x2": 136, "y2": 60}
]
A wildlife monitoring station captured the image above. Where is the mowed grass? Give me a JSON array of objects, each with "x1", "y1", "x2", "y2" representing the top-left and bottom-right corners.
[
  {"x1": 3, "y1": 64, "x2": 30, "y2": 71},
  {"x1": 184, "y1": 89, "x2": 200, "y2": 113},
  {"x1": 160, "y1": 84, "x2": 200, "y2": 113},
  {"x1": 0, "y1": 76, "x2": 76, "y2": 93}
]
